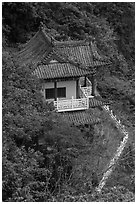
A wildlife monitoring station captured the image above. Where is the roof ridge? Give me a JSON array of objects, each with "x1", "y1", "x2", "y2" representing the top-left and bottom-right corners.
[
  {"x1": 39, "y1": 24, "x2": 59, "y2": 47},
  {"x1": 54, "y1": 39, "x2": 90, "y2": 47},
  {"x1": 17, "y1": 24, "x2": 111, "y2": 66},
  {"x1": 41, "y1": 29, "x2": 53, "y2": 45},
  {"x1": 39, "y1": 22, "x2": 92, "y2": 47}
]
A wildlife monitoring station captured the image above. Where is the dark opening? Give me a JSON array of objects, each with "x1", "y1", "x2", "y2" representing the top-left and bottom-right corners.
[
  {"x1": 57, "y1": 87, "x2": 66, "y2": 98},
  {"x1": 45, "y1": 87, "x2": 66, "y2": 99},
  {"x1": 45, "y1": 88, "x2": 55, "y2": 99}
]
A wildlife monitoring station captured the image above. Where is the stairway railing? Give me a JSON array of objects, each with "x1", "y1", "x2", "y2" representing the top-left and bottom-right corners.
[
  {"x1": 95, "y1": 92, "x2": 129, "y2": 193},
  {"x1": 79, "y1": 77, "x2": 92, "y2": 98},
  {"x1": 80, "y1": 86, "x2": 92, "y2": 97}
]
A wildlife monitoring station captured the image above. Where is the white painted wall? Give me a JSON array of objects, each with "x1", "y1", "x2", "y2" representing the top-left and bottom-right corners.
[
  {"x1": 41, "y1": 80, "x2": 76, "y2": 100},
  {"x1": 57, "y1": 80, "x2": 76, "y2": 99},
  {"x1": 41, "y1": 82, "x2": 54, "y2": 99}
]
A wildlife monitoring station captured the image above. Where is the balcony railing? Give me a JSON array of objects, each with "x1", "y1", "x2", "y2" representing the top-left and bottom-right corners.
[
  {"x1": 49, "y1": 77, "x2": 94, "y2": 112},
  {"x1": 54, "y1": 77, "x2": 93, "y2": 112},
  {"x1": 79, "y1": 77, "x2": 92, "y2": 98},
  {"x1": 80, "y1": 86, "x2": 92, "y2": 97},
  {"x1": 54, "y1": 96, "x2": 89, "y2": 112}
]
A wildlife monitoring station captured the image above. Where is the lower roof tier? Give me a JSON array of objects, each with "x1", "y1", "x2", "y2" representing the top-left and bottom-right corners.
[
  {"x1": 89, "y1": 96, "x2": 109, "y2": 108},
  {"x1": 61, "y1": 109, "x2": 101, "y2": 126},
  {"x1": 33, "y1": 62, "x2": 95, "y2": 80}
]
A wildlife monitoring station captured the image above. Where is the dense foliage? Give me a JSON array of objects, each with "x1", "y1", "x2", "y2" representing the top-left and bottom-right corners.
[
  {"x1": 2, "y1": 2, "x2": 134, "y2": 202},
  {"x1": 2, "y1": 51, "x2": 92, "y2": 201}
]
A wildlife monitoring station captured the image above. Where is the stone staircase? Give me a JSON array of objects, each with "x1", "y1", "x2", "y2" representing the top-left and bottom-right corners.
[{"x1": 95, "y1": 91, "x2": 129, "y2": 193}]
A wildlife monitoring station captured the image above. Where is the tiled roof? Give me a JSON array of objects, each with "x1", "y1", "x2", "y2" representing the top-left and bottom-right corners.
[
  {"x1": 16, "y1": 26, "x2": 111, "y2": 68},
  {"x1": 53, "y1": 40, "x2": 110, "y2": 67},
  {"x1": 62, "y1": 110, "x2": 100, "y2": 126},
  {"x1": 17, "y1": 30, "x2": 53, "y2": 65},
  {"x1": 33, "y1": 62, "x2": 94, "y2": 79},
  {"x1": 60, "y1": 97, "x2": 110, "y2": 125},
  {"x1": 89, "y1": 97, "x2": 110, "y2": 108},
  {"x1": 55, "y1": 41, "x2": 93, "y2": 67}
]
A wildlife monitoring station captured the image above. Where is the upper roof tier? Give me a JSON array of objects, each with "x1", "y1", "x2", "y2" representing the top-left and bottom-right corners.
[{"x1": 17, "y1": 25, "x2": 110, "y2": 68}]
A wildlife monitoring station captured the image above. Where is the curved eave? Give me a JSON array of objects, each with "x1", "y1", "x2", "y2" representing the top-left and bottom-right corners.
[
  {"x1": 90, "y1": 41, "x2": 110, "y2": 62},
  {"x1": 16, "y1": 27, "x2": 111, "y2": 67},
  {"x1": 16, "y1": 30, "x2": 53, "y2": 65}
]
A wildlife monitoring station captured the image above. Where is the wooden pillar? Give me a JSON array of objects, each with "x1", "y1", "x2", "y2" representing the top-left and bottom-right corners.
[
  {"x1": 84, "y1": 76, "x2": 86, "y2": 87},
  {"x1": 76, "y1": 79, "x2": 80, "y2": 98},
  {"x1": 54, "y1": 81, "x2": 57, "y2": 100},
  {"x1": 92, "y1": 74, "x2": 97, "y2": 96}
]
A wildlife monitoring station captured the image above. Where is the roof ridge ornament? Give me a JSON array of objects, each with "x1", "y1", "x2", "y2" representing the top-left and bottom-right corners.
[
  {"x1": 39, "y1": 22, "x2": 55, "y2": 47},
  {"x1": 39, "y1": 21, "x2": 49, "y2": 31}
]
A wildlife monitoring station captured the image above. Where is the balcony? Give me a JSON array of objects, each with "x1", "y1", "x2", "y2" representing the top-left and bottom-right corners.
[
  {"x1": 54, "y1": 85, "x2": 94, "y2": 112},
  {"x1": 53, "y1": 77, "x2": 94, "y2": 112},
  {"x1": 54, "y1": 96, "x2": 90, "y2": 112}
]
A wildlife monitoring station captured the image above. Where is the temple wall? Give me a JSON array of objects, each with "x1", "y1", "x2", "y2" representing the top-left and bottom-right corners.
[
  {"x1": 41, "y1": 80, "x2": 76, "y2": 100},
  {"x1": 57, "y1": 80, "x2": 76, "y2": 99}
]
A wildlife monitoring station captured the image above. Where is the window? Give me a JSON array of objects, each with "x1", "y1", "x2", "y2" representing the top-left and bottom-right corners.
[
  {"x1": 45, "y1": 88, "x2": 55, "y2": 99},
  {"x1": 57, "y1": 87, "x2": 66, "y2": 98},
  {"x1": 45, "y1": 87, "x2": 66, "y2": 99}
]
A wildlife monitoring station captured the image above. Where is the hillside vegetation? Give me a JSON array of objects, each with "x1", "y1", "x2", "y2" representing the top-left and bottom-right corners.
[{"x1": 2, "y1": 2, "x2": 135, "y2": 202}]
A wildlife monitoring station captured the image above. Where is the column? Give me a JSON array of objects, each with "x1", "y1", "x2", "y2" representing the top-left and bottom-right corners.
[
  {"x1": 54, "y1": 81, "x2": 57, "y2": 100},
  {"x1": 84, "y1": 76, "x2": 86, "y2": 87},
  {"x1": 92, "y1": 74, "x2": 97, "y2": 96}
]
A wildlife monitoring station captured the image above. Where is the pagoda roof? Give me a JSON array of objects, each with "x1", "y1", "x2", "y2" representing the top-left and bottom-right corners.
[
  {"x1": 60, "y1": 97, "x2": 110, "y2": 126},
  {"x1": 33, "y1": 62, "x2": 95, "y2": 80},
  {"x1": 89, "y1": 96, "x2": 110, "y2": 108},
  {"x1": 62, "y1": 109, "x2": 100, "y2": 126},
  {"x1": 17, "y1": 25, "x2": 110, "y2": 68}
]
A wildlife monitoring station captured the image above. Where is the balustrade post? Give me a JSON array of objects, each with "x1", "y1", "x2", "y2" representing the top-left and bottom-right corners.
[
  {"x1": 57, "y1": 98, "x2": 59, "y2": 110},
  {"x1": 72, "y1": 96, "x2": 74, "y2": 109},
  {"x1": 91, "y1": 73, "x2": 97, "y2": 96}
]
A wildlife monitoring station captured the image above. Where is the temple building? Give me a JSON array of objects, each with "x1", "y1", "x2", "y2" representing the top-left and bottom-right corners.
[{"x1": 17, "y1": 25, "x2": 111, "y2": 125}]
